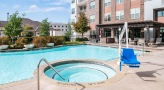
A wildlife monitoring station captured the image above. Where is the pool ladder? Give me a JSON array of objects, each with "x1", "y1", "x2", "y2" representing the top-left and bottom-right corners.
[{"x1": 37, "y1": 58, "x2": 65, "y2": 90}]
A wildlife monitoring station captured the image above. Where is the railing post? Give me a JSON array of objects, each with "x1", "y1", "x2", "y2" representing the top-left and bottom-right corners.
[{"x1": 37, "y1": 58, "x2": 65, "y2": 90}]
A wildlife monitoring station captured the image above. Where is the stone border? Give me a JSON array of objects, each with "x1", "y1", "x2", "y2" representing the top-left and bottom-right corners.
[
  {"x1": 0, "y1": 44, "x2": 87, "y2": 53},
  {"x1": 33, "y1": 59, "x2": 126, "y2": 88}
]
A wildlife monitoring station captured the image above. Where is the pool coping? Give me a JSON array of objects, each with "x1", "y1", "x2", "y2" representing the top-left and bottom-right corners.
[
  {"x1": 0, "y1": 44, "x2": 87, "y2": 53},
  {"x1": 33, "y1": 59, "x2": 127, "y2": 89}
]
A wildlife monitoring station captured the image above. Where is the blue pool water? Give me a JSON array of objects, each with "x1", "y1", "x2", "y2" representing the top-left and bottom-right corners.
[
  {"x1": 0, "y1": 45, "x2": 142, "y2": 84},
  {"x1": 45, "y1": 63, "x2": 116, "y2": 83}
]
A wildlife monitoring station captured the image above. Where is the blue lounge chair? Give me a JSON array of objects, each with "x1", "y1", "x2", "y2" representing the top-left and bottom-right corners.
[{"x1": 120, "y1": 48, "x2": 140, "y2": 71}]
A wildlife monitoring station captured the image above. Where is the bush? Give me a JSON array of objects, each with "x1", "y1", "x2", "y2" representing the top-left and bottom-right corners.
[
  {"x1": 15, "y1": 37, "x2": 29, "y2": 49},
  {"x1": 0, "y1": 36, "x2": 11, "y2": 45},
  {"x1": 54, "y1": 36, "x2": 65, "y2": 45},
  {"x1": 32, "y1": 37, "x2": 47, "y2": 48},
  {"x1": 76, "y1": 37, "x2": 88, "y2": 41},
  {"x1": 46, "y1": 36, "x2": 54, "y2": 43}
]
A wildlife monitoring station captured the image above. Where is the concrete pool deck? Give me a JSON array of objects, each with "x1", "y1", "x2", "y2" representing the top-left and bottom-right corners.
[{"x1": 0, "y1": 44, "x2": 164, "y2": 90}]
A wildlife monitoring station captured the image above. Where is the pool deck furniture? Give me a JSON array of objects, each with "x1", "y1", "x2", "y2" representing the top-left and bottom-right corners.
[
  {"x1": 129, "y1": 38, "x2": 134, "y2": 45},
  {"x1": 148, "y1": 38, "x2": 155, "y2": 46},
  {"x1": 138, "y1": 38, "x2": 145, "y2": 46},
  {"x1": 120, "y1": 48, "x2": 140, "y2": 71},
  {"x1": 154, "y1": 38, "x2": 162, "y2": 46}
]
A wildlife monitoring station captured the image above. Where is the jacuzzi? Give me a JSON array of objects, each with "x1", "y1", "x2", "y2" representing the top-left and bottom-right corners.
[{"x1": 34, "y1": 59, "x2": 125, "y2": 90}]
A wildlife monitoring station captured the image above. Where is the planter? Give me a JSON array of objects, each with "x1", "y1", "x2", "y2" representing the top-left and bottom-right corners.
[
  {"x1": 0, "y1": 45, "x2": 9, "y2": 50},
  {"x1": 47, "y1": 43, "x2": 54, "y2": 47},
  {"x1": 24, "y1": 44, "x2": 34, "y2": 49}
]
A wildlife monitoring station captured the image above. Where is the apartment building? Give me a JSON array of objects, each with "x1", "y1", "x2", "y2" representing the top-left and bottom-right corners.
[
  {"x1": 49, "y1": 23, "x2": 68, "y2": 36},
  {"x1": 71, "y1": 0, "x2": 164, "y2": 43}
]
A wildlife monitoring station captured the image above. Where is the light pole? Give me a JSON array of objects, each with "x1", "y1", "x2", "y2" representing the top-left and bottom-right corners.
[{"x1": 7, "y1": 12, "x2": 9, "y2": 21}]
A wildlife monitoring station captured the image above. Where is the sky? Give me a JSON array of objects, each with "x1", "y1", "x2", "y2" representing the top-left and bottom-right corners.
[{"x1": 0, "y1": 0, "x2": 71, "y2": 23}]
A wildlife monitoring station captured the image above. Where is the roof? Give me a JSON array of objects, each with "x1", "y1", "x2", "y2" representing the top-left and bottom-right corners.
[
  {"x1": 97, "y1": 20, "x2": 164, "y2": 28},
  {"x1": 0, "y1": 21, "x2": 7, "y2": 27},
  {"x1": 50, "y1": 22, "x2": 68, "y2": 25}
]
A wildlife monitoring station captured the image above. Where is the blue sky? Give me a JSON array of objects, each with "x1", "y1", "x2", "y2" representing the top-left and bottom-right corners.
[{"x1": 0, "y1": 0, "x2": 71, "y2": 23}]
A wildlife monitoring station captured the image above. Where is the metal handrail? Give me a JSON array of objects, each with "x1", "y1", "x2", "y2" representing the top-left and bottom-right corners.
[{"x1": 37, "y1": 58, "x2": 65, "y2": 90}]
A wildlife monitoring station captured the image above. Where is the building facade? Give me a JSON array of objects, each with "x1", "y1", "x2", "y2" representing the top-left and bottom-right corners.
[
  {"x1": 71, "y1": 0, "x2": 164, "y2": 43},
  {"x1": 49, "y1": 23, "x2": 68, "y2": 36},
  {"x1": 0, "y1": 19, "x2": 68, "y2": 37}
]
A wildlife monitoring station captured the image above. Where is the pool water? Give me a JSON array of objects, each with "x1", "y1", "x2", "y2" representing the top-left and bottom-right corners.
[
  {"x1": 45, "y1": 63, "x2": 116, "y2": 83},
  {"x1": 0, "y1": 45, "x2": 142, "y2": 84}
]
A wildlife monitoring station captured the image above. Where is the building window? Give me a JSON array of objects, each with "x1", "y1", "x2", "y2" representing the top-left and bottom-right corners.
[
  {"x1": 72, "y1": 0, "x2": 75, "y2": 4},
  {"x1": 90, "y1": 1, "x2": 95, "y2": 9},
  {"x1": 116, "y1": 10, "x2": 124, "y2": 20},
  {"x1": 130, "y1": 8, "x2": 140, "y2": 19},
  {"x1": 104, "y1": 0, "x2": 111, "y2": 7},
  {"x1": 90, "y1": 15, "x2": 95, "y2": 22},
  {"x1": 158, "y1": 10, "x2": 164, "y2": 17},
  {"x1": 104, "y1": 13, "x2": 111, "y2": 21},
  {"x1": 71, "y1": 19, "x2": 75, "y2": 23},
  {"x1": 72, "y1": 8, "x2": 75, "y2": 14},
  {"x1": 58, "y1": 26, "x2": 60, "y2": 27},
  {"x1": 78, "y1": 0, "x2": 83, "y2": 3},
  {"x1": 116, "y1": 0, "x2": 124, "y2": 4}
]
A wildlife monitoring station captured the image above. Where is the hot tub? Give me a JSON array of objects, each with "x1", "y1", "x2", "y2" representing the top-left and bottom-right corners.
[{"x1": 45, "y1": 63, "x2": 116, "y2": 83}]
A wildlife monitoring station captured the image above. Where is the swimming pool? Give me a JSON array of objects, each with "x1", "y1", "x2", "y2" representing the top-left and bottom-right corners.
[{"x1": 0, "y1": 45, "x2": 142, "y2": 84}]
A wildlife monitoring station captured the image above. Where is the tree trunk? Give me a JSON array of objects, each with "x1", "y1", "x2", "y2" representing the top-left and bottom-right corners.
[{"x1": 82, "y1": 33, "x2": 84, "y2": 38}]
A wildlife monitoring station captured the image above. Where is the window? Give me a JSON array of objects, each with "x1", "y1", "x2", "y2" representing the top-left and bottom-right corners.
[
  {"x1": 130, "y1": 8, "x2": 140, "y2": 19},
  {"x1": 90, "y1": 1, "x2": 95, "y2": 9},
  {"x1": 58, "y1": 26, "x2": 60, "y2": 27},
  {"x1": 72, "y1": 0, "x2": 75, "y2": 4},
  {"x1": 116, "y1": 0, "x2": 124, "y2": 4},
  {"x1": 90, "y1": 15, "x2": 95, "y2": 22},
  {"x1": 104, "y1": 13, "x2": 111, "y2": 21},
  {"x1": 104, "y1": 0, "x2": 111, "y2": 7},
  {"x1": 71, "y1": 19, "x2": 75, "y2": 23},
  {"x1": 72, "y1": 8, "x2": 75, "y2": 14},
  {"x1": 78, "y1": 0, "x2": 83, "y2": 3},
  {"x1": 116, "y1": 10, "x2": 124, "y2": 20},
  {"x1": 158, "y1": 10, "x2": 164, "y2": 17}
]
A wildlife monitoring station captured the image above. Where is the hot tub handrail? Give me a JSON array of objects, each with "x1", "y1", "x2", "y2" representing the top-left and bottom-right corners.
[{"x1": 37, "y1": 58, "x2": 65, "y2": 90}]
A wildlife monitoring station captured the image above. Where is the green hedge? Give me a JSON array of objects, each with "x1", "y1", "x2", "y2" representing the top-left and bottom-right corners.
[
  {"x1": 32, "y1": 37, "x2": 47, "y2": 48},
  {"x1": 0, "y1": 36, "x2": 11, "y2": 45},
  {"x1": 54, "y1": 36, "x2": 65, "y2": 45},
  {"x1": 76, "y1": 37, "x2": 88, "y2": 41},
  {"x1": 15, "y1": 37, "x2": 29, "y2": 49}
]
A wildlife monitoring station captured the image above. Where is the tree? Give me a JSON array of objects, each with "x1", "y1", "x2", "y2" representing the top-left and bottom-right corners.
[
  {"x1": 73, "y1": 13, "x2": 90, "y2": 38},
  {"x1": 39, "y1": 18, "x2": 50, "y2": 36},
  {"x1": 22, "y1": 25, "x2": 34, "y2": 37},
  {"x1": 65, "y1": 22, "x2": 72, "y2": 41},
  {"x1": 4, "y1": 11, "x2": 23, "y2": 43}
]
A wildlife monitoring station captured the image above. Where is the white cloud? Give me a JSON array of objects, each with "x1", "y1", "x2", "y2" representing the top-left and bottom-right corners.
[
  {"x1": 21, "y1": 4, "x2": 65, "y2": 13},
  {"x1": 48, "y1": 0, "x2": 71, "y2": 6},
  {"x1": 13, "y1": 5, "x2": 20, "y2": 9}
]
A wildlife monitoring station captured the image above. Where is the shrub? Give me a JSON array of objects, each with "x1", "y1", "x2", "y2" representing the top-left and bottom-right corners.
[
  {"x1": 46, "y1": 36, "x2": 54, "y2": 43},
  {"x1": 76, "y1": 37, "x2": 88, "y2": 41},
  {"x1": 54, "y1": 36, "x2": 65, "y2": 45},
  {"x1": 15, "y1": 37, "x2": 29, "y2": 49},
  {"x1": 32, "y1": 37, "x2": 47, "y2": 48},
  {"x1": 0, "y1": 36, "x2": 11, "y2": 45}
]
